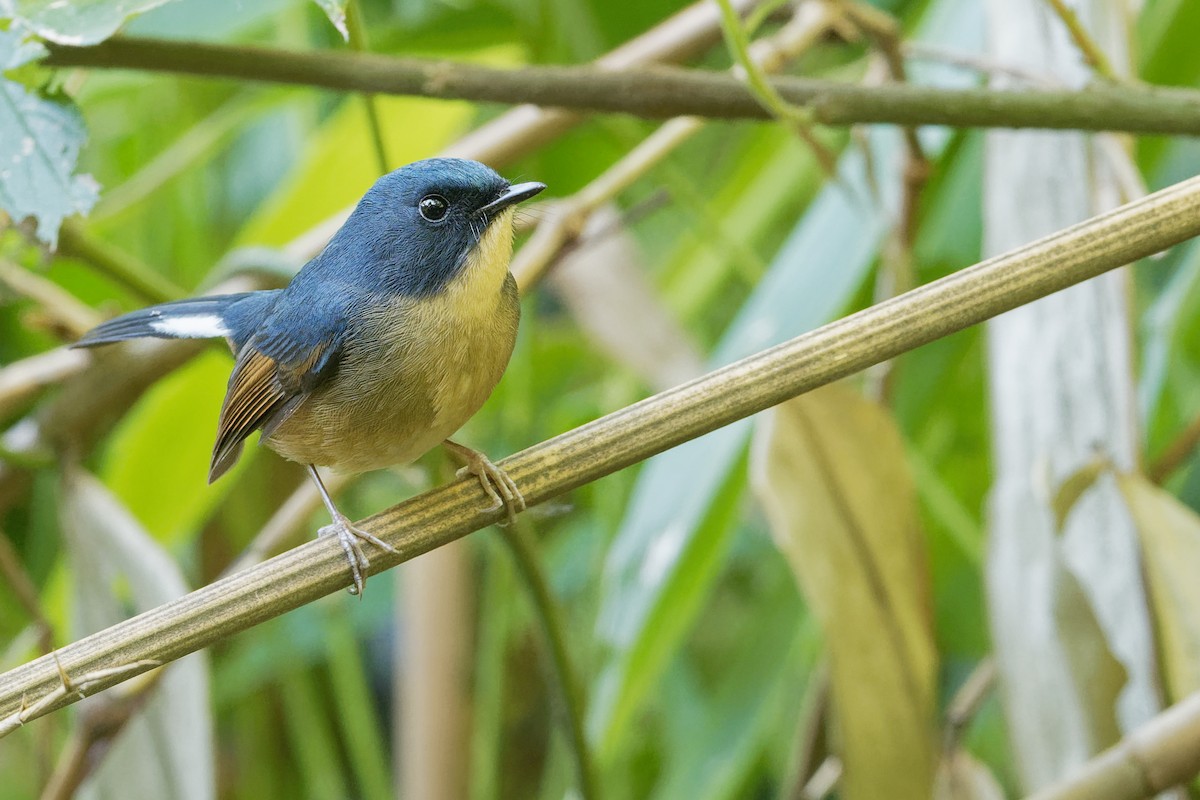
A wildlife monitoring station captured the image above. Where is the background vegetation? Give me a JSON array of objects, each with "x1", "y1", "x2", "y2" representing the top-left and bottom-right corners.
[{"x1": 0, "y1": 0, "x2": 1199, "y2": 798}]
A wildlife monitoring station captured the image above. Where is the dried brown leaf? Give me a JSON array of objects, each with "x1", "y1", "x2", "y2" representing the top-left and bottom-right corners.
[{"x1": 751, "y1": 383, "x2": 936, "y2": 800}]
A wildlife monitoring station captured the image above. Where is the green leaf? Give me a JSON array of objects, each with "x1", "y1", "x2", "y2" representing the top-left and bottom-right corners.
[
  {"x1": 99, "y1": 349, "x2": 237, "y2": 545},
  {"x1": 236, "y1": 89, "x2": 484, "y2": 247},
  {"x1": 1116, "y1": 472, "x2": 1200, "y2": 701},
  {"x1": 311, "y1": 0, "x2": 349, "y2": 39},
  {"x1": 751, "y1": 385, "x2": 937, "y2": 800},
  {"x1": 655, "y1": 604, "x2": 816, "y2": 800},
  {"x1": 1, "y1": 0, "x2": 177, "y2": 45},
  {"x1": 0, "y1": 30, "x2": 98, "y2": 246},
  {"x1": 322, "y1": 603, "x2": 391, "y2": 800}
]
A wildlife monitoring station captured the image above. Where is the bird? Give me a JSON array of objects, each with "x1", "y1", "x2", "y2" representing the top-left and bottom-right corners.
[{"x1": 73, "y1": 157, "x2": 546, "y2": 595}]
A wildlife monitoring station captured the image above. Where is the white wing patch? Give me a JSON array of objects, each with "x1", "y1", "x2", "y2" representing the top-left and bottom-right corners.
[{"x1": 150, "y1": 314, "x2": 230, "y2": 338}]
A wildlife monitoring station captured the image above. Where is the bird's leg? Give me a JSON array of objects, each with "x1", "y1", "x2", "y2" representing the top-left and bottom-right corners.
[
  {"x1": 307, "y1": 464, "x2": 397, "y2": 596},
  {"x1": 442, "y1": 439, "x2": 525, "y2": 525}
]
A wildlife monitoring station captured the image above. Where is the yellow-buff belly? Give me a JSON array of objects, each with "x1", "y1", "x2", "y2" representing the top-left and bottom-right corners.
[{"x1": 266, "y1": 210, "x2": 521, "y2": 473}]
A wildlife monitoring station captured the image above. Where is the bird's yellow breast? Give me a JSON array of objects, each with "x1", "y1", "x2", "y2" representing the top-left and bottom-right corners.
[{"x1": 266, "y1": 208, "x2": 521, "y2": 472}]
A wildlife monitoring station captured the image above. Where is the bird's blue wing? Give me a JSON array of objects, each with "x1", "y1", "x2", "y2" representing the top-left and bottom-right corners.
[{"x1": 208, "y1": 290, "x2": 350, "y2": 482}]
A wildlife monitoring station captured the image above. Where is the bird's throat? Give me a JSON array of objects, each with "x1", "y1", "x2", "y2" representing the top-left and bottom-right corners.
[{"x1": 446, "y1": 206, "x2": 517, "y2": 312}]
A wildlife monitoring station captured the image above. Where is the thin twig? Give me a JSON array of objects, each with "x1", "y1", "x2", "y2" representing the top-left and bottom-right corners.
[
  {"x1": 1042, "y1": 0, "x2": 1119, "y2": 82},
  {"x1": 1, "y1": 171, "x2": 1198, "y2": 728},
  {"x1": 56, "y1": 220, "x2": 184, "y2": 304},
  {"x1": 511, "y1": 5, "x2": 837, "y2": 289},
  {"x1": 0, "y1": 528, "x2": 55, "y2": 654},
  {"x1": 837, "y1": 0, "x2": 929, "y2": 255},
  {"x1": 1147, "y1": 412, "x2": 1200, "y2": 484},
  {"x1": 902, "y1": 42, "x2": 1058, "y2": 86},
  {"x1": 943, "y1": 657, "x2": 996, "y2": 753},
  {"x1": 39, "y1": 38, "x2": 1200, "y2": 135},
  {"x1": 715, "y1": 0, "x2": 839, "y2": 176},
  {"x1": 346, "y1": 0, "x2": 390, "y2": 174},
  {"x1": 833, "y1": 0, "x2": 929, "y2": 402}
]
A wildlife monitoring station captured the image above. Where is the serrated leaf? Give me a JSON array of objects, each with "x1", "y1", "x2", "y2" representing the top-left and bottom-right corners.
[
  {"x1": 751, "y1": 385, "x2": 937, "y2": 800},
  {"x1": 1, "y1": 0, "x2": 176, "y2": 46},
  {"x1": 311, "y1": 0, "x2": 349, "y2": 39},
  {"x1": 0, "y1": 30, "x2": 98, "y2": 246},
  {"x1": 1116, "y1": 472, "x2": 1200, "y2": 699}
]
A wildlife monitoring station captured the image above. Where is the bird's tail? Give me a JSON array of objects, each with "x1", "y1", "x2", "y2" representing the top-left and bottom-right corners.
[{"x1": 73, "y1": 292, "x2": 270, "y2": 348}]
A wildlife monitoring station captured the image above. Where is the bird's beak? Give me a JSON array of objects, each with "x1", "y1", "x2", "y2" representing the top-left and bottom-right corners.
[{"x1": 474, "y1": 181, "x2": 546, "y2": 217}]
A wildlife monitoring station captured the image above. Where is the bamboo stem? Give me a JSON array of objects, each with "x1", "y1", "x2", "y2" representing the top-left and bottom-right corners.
[
  {"x1": 1026, "y1": 691, "x2": 1200, "y2": 800},
  {"x1": 1, "y1": 172, "x2": 1200, "y2": 730}
]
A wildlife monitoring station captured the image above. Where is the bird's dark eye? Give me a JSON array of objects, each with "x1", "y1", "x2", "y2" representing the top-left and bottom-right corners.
[{"x1": 419, "y1": 194, "x2": 449, "y2": 222}]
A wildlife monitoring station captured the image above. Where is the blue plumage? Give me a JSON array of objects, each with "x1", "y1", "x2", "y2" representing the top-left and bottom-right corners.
[
  {"x1": 73, "y1": 291, "x2": 277, "y2": 349},
  {"x1": 74, "y1": 157, "x2": 545, "y2": 594}
]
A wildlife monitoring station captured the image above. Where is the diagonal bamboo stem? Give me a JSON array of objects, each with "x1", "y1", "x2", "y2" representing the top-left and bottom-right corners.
[
  {"x1": 1026, "y1": 690, "x2": 1200, "y2": 800},
  {"x1": 2, "y1": 173, "x2": 1200, "y2": 731}
]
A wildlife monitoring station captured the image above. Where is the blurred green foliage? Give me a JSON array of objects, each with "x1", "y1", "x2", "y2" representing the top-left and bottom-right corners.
[{"x1": 1, "y1": 0, "x2": 1199, "y2": 798}]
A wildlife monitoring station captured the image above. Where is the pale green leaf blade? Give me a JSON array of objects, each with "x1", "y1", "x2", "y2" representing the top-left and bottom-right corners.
[
  {"x1": 99, "y1": 350, "x2": 236, "y2": 544},
  {"x1": 2, "y1": 0, "x2": 177, "y2": 45},
  {"x1": 1116, "y1": 472, "x2": 1200, "y2": 699},
  {"x1": 311, "y1": 0, "x2": 349, "y2": 39}
]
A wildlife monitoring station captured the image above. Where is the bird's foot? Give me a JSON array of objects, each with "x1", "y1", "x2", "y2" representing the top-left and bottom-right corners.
[
  {"x1": 445, "y1": 441, "x2": 525, "y2": 525},
  {"x1": 318, "y1": 514, "x2": 397, "y2": 596}
]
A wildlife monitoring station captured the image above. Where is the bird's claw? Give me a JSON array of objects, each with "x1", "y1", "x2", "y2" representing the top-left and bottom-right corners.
[
  {"x1": 319, "y1": 514, "x2": 397, "y2": 596},
  {"x1": 454, "y1": 452, "x2": 525, "y2": 525}
]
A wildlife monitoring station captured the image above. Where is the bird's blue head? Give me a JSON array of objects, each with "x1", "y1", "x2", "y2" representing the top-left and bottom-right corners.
[{"x1": 321, "y1": 158, "x2": 545, "y2": 297}]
